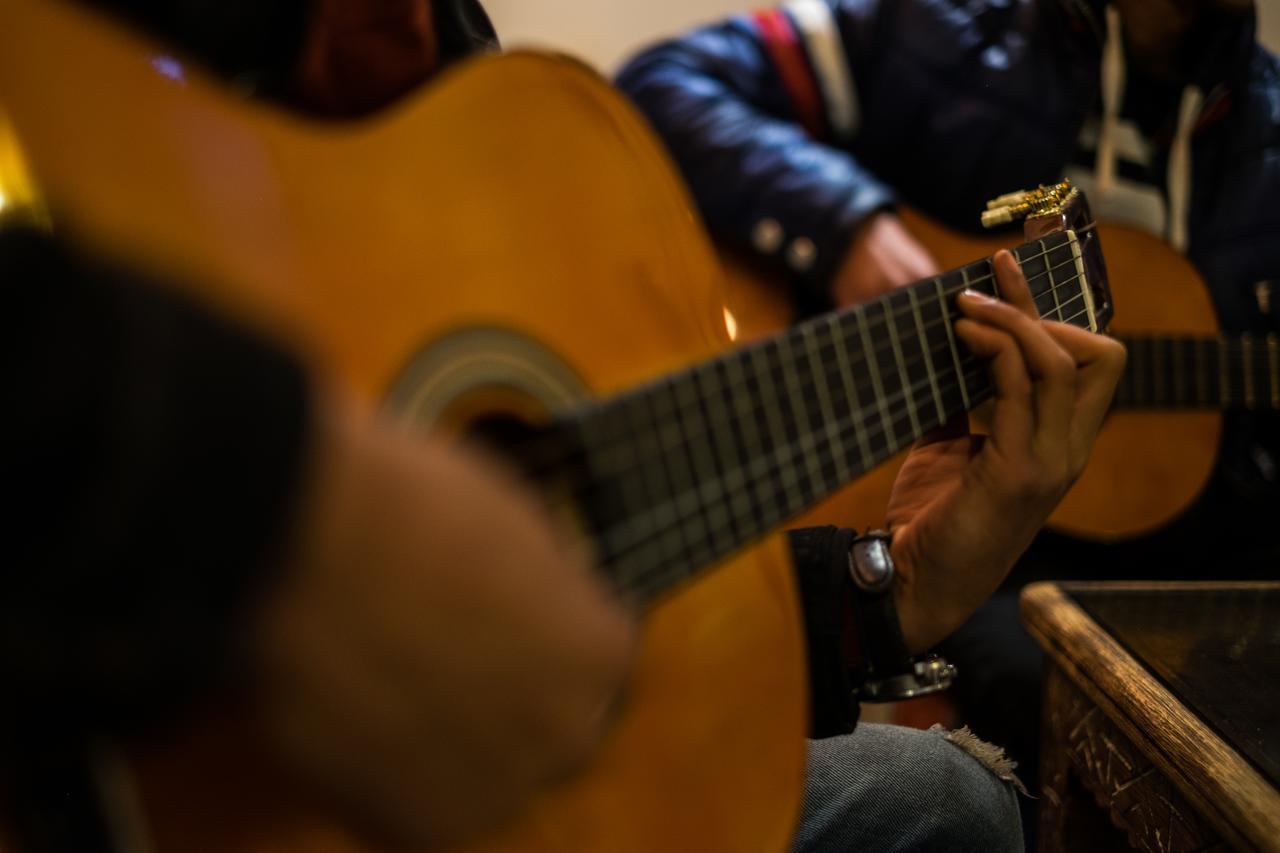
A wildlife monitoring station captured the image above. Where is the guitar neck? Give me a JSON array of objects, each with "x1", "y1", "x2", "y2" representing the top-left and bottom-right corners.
[
  {"x1": 536, "y1": 229, "x2": 1102, "y2": 604},
  {"x1": 1114, "y1": 334, "x2": 1280, "y2": 410}
]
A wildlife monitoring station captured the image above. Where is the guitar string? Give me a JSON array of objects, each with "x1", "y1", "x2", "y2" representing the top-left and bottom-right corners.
[
  {"x1": 564, "y1": 293, "x2": 1096, "y2": 575},
  {"x1": 597, "y1": 301, "x2": 1098, "y2": 579},
  {"x1": 587, "y1": 229, "x2": 1107, "y2": 587},
  {"x1": 1119, "y1": 334, "x2": 1280, "y2": 407},
  {"x1": 464, "y1": 240, "x2": 1095, "y2": 585},
  {"x1": 591, "y1": 286, "x2": 1092, "y2": 487},
  {"x1": 607, "y1": 304, "x2": 1102, "y2": 599},
  {"x1": 514, "y1": 267, "x2": 1093, "y2": 560},
  {"x1": 524, "y1": 278, "x2": 1091, "y2": 489},
  {"x1": 615, "y1": 326, "x2": 1280, "y2": 595},
  {"x1": 516, "y1": 246, "x2": 1088, "y2": 482}
]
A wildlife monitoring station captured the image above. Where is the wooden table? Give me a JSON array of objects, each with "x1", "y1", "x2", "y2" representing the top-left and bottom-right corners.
[{"x1": 1021, "y1": 582, "x2": 1280, "y2": 852}]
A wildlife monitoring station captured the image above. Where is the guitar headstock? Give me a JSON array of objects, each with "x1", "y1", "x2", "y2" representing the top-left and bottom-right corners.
[{"x1": 982, "y1": 181, "x2": 1114, "y2": 331}]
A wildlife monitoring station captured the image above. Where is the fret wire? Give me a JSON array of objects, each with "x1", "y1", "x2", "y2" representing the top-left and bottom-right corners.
[
  {"x1": 549, "y1": 266, "x2": 1096, "y2": 501},
  {"x1": 855, "y1": 304, "x2": 898, "y2": 451},
  {"x1": 585, "y1": 407, "x2": 650, "y2": 570},
  {"x1": 603, "y1": 324, "x2": 1009, "y2": 561},
  {"x1": 883, "y1": 294, "x2": 922, "y2": 439},
  {"x1": 549, "y1": 239, "x2": 1093, "y2": 585},
  {"x1": 1270, "y1": 334, "x2": 1279, "y2": 409},
  {"x1": 604, "y1": 324, "x2": 1280, "y2": 596},
  {"x1": 908, "y1": 285, "x2": 948, "y2": 422},
  {"x1": 699, "y1": 362, "x2": 748, "y2": 550},
  {"x1": 685, "y1": 366, "x2": 734, "y2": 559},
  {"x1": 1196, "y1": 338, "x2": 1209, "y2": 406},
  {"x1": 752, "y1": 342, "x2": 805, "y2": 513},
  {"x1": 606, "y1": 298, "x2": 1100, "y2": 571},
  {"x1": 604, "y1": 369, "x2": 956, "y2": 577},
  {"x1": 625, "y1": 391, "x2": 668, "y2": 559},
  {"x1": 604, "y1": 361, "x2": 993, "y2": 587},
  {"x1": 776, "y1": 334, "x2": 827, "y2": 506},
  {"x1": 605, "y1": 360, "x2": 968, "y2": 572},
  {"x1": 811, "y1": 241, "x2": 1074, "y2": 379},
  {"x1": 826, "y1": 313, "x2": 875, "y2": 472},
  {"x1": 1042, "y1": 239, "x2": 1065, "y2": 321},
  {"x1": 946, "y1": 273, "x2": 973, "y2": 409},
  {"x1": 1154, "y1": 337, "x2": 1167, "y2": 405},
  {"x1": 734, "y1": 348, "x2": 780, "y2": 544},
  {"x1": 606, "y1": 390, "x2": 672, "y2": 579},
  {"x1": 1137, "y1": 337, "x2": 1148, "y2": 405},
  {"x1": 653, "y1": 381, "x2": 697, "y2": 567},
  {"x1": 819, "y1": 246, "x2": 1083, "y2": 377},
  {"x1": 1242, "y1": 335, "x2": 1257, "y2": 409},
  {"x1": 536, "y1": 265, "x2": 1094, "y2": 496},
  {"x1": 803, "y1": 322, "x2": 852, "y2": 487},
  {"x1": 606, "y1": 312, "x2": 1039, "y2": 591},
  {"x1": 1219, "y1": 337, "x2": 1230, "y2": 406},
  {"x1": 724, "y1": 347, "x2": 773, "y2": 546},
  {"x1": 1173, "y1": 337, "x2": 1186, "y2": 406},
  {"x1": 1026, "y1": 253, "x2": 1088, "y2": 309}
]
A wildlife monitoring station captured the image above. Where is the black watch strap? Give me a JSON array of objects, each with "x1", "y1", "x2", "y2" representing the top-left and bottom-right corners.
[
  {"x1": 847, "y1": 533, "x2": 915, "y2": 678},
  {"x1": 847, "y1": 531, "x2": 956, "y2": 702}
]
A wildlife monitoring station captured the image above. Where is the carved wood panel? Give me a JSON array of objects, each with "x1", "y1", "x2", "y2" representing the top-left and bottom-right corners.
[{"x1": 1039, "y1": 665, "x2": 1233, "y2": 853}]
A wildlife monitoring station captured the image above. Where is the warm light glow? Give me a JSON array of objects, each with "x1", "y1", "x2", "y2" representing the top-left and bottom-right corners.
[
  {"x1": 0, "y1": 189, "x2": 7, "y2": 212},
  {"x1": 723, "y1": 305, "x2": 739, "y2": 341}
]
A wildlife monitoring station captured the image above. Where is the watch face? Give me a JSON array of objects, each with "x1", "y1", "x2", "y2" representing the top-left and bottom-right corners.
[{"x1": 851, "y1": 537, "x2": 894, "y2": 593}]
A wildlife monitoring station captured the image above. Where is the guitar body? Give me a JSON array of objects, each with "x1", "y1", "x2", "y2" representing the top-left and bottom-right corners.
[
  {"x1": 0, "y1": 3, "x2": 805, "y2": 851},
  {"x1": 723, "y1": 209, "x2": 1221, "y2": 541}
]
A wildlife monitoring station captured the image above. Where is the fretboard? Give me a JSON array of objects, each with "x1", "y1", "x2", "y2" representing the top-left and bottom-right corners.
[
  {"x1": 1115, "y1": 334, "x2": 1280, "y2": 410},
  {"x1": 538, "y1": 230, "x2": 1100, "y2": 605}
]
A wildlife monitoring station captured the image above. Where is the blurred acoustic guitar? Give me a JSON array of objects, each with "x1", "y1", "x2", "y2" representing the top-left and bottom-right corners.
[
  {"x1": 0, "y1": 1, "x2": 1113, "y2": 851},
  {"x1": 723, "y1": 208, "x2": 1280, "y2": 542}
]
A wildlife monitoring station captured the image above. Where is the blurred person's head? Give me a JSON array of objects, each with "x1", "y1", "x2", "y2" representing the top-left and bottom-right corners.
[{"x1": 85, "y1": 0, "x2": 496, "y2": 115}]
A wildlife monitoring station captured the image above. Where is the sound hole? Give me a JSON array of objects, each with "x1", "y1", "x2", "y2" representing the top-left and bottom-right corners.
[{"x1": 462, "y1": 411, "x2": 548, "y2": 478}]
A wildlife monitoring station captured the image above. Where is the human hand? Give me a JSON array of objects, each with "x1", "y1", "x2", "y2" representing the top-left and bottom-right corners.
[
  {"x1": 246, "y1": 397, "x2": 636, "y2": 847},
  {"x1": 882, "y1": 250, "x2": 1125, "y2": 653},
  {"x1": 830, "y1": 211, "x2": 940, "y2": 307}
]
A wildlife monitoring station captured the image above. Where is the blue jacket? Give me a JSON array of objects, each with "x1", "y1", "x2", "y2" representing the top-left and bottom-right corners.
[
  {"x1": 617, "y1": 0, "x2": 1279, "y2": 325},
  {"x1": 618, "y1": 0, "x2": 1280, "y2": 559}
]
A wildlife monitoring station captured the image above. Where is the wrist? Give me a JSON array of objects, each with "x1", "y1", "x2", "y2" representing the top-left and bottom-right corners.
[
  {"x1": 887, "y1": 535, "x2": 932, "y2": 655},
  {"x1": 848, "y1": 532, "x2": 955, "y2": 702}
]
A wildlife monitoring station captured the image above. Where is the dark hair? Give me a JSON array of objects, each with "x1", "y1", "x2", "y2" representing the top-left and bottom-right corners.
[{"x1": 85, "y1": 0, "x2": 311, "y2": 93}]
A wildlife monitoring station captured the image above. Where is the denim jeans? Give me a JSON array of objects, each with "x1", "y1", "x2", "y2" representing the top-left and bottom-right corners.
[{"x1": 793, "y1": 724, "x2": 1024, "y2": 853}]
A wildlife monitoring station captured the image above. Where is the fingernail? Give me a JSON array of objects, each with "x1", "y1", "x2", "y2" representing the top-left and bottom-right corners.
[{"x1": 961, "y1": 288, "x2": 997, "y2": 304}]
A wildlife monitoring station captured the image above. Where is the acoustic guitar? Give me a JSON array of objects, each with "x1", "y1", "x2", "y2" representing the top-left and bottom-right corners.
[
  {"x1": 724, "y1": 207, "x2": 1279, "y2": 542},
  {"x1": 0, "y1": 2, "x2": 1112, "y2": 851}
]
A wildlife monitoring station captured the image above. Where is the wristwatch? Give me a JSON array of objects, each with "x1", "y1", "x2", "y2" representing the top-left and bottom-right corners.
[{"x1": 847, "y1": 530, "x2": 956, "y2": 702}]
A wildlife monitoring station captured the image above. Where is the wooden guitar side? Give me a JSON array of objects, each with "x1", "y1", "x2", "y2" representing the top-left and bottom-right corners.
[
  {"x1": 0, "y1": 3, "x2": 805, "y2": 851},
  {"x1": 723, "y1": 209, "x2": 1221, "y2": 541}
]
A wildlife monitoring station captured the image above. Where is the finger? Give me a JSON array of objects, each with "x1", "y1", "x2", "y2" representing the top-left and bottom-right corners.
[
  {"x1": 991, "y1": 249, "x2": 1038, "y2": 319},
  {"x1": 956, "y1": 289, "x2": 1076, "y2": 449},
  {"x1": 953, "y1": 318, "x2": 1034, "y2": 453},
  {"x1": 1042, "y1": 323, "x2": 1127, "y2": 445}
]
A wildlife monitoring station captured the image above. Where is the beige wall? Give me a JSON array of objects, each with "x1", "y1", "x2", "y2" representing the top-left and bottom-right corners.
[
  {"x1": 483, "y1": 0, "x2": 753, "y2": 73},
  {"x1": 484, "y1": 0, "x2": 1280, "y2": 74},
  {"x1": 1262, "y1": 0, "x2": 1280, "y2": 52}
]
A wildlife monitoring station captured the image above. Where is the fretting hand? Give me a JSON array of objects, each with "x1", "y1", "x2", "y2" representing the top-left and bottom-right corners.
[{"x1": 882, "y1": 250, "x2": 1125, "y2": 653}]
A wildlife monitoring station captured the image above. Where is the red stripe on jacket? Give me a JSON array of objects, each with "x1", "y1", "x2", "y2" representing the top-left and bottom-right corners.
[{"x1": 751, "y1": 8, "x2": 828, "y2": 140}]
